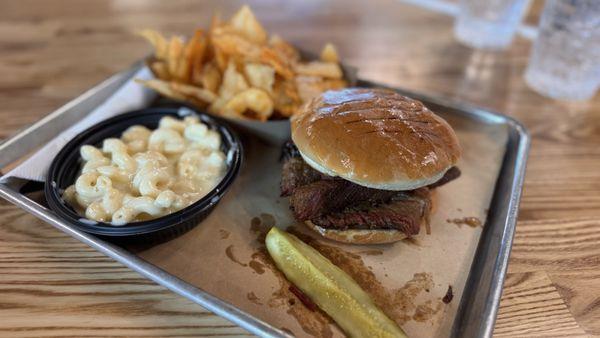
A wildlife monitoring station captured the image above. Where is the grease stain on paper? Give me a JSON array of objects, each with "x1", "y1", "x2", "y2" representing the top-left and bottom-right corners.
[
  {"x1": 225, "y1": 245, "x2": 247, "y2": 267},
  {"x1": 447, "y1": 217, "x2": 482, "y2": 228},
  {"x1": 219, "y1": 229, "x2": 230, "y2": 239},
  {"x1": 247, "y1": 291, "x2": 262, "y2": 305}
]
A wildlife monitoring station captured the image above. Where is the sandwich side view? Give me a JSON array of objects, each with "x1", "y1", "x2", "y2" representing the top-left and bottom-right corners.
[{"x1": 282, "y1": 88, "x2": 462, "y2": 244}]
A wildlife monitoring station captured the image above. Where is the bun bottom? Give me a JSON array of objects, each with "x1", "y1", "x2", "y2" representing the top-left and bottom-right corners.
[{"x1": 305, "y1": 221, "x2": 408, "y2": 245}]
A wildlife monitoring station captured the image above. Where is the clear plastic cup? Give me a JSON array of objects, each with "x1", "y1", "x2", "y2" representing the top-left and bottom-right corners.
[
  {"x1": 454, "y1": 0, "x2": 531, "y2": 49},
  {"x1": 525, "y1": 0, "x2": 600, "y2": 101}
]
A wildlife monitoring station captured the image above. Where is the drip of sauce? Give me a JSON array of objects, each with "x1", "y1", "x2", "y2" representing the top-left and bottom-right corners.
[
  {"x1": 413, "y1": 300, "x2": 442, "y2": 322},
  {"x1": 219, "y1": 229, "x2": 230, "y2": 239},
  {"x1": 249, "y1": 256, "x2": 266, "y2": 275},
  {"x1": 247, "y1": 292, "x2": 262, "y2": 305},
  {"x1": 260, "y1": 213, "x2": 276, "y2": 228},
  {"x1": 356, "y1": 249, "x2": 384, "y2": 256},
  {"x1": 442, "y1": 285, "x2": 453, "y2": 304},
  {"x1": 225, "y1": 245, "x2": 247, "y2": 267},
  {"x1": 447, "y1": 217, "x2": 482, "y2": 228},
  {"x1": 289, "y1": 284, "x2": 318, "y2": 311}
]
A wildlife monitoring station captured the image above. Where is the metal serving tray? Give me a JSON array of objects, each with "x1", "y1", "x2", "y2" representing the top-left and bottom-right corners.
[{"x1": 0, "y1": 62, "x2": 529, "y2": 338}]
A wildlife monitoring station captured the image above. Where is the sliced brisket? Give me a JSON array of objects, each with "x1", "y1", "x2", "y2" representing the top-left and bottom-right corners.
[
  {"x1": 311, "y1": 189, "x2": 431, "y2": 236},
  {"x1": 289, "y1": 179, "x2": 398, "y2": 220},
  {"x1": 280, "y1": 142, "x2": 456, "y2": 235},
  {"x1": 280, "y1": 142, "x2": 460, "y2": 199},
  {"x1": 280, "y1": 157, "x2": 326, "y2": 197}
]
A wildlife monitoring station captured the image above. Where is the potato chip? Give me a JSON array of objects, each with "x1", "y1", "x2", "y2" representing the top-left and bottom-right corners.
[
  {"x1": 147, "y1": 60, "x2": 170, "y2": 81},
  {"x1": 272, "y1": 78, "x2": 301, "y2": 117},
  {"x1": 296, "y1": 75, "x2": 347, "y2": 103},
  {"x1": 208, "y1": 96, "x2": 228, "y2": 116},
  {"x1": 137, "y1": 5, "x2": 348, "y2": 121},
  {"x1": 223, "y1": 88, "x2": 273, "y2": 121},
  {"x1": 213, "y1": 45, "x2": 229, "y2": 72},
  {"x1": 189, "y1": 29, "x2": 208, "y2": 84},
  {"x1": 136, "y1": 79, "x2": 186, "y2": 101},
  {"x1": 167, "y1": 36, "x2": 185, "y2": 79},
  {"x1": 170, "y1": 82, "x2": 217, "y2": 103},
  {"x1": 211, "y1": 28, "x2": 262, "y2": 62},
  {"x1": 176, "y1": 36, "x2": 197, "y2": 83},
  {"x1": 260, "y1": 47, "x2": 295, "y2": 80},
  {"x1": 138, "y1": 29, "x2": 169, "y2": 60},
  {"x1": 196, "y1": 61, "x2": 221, "y2": 93},
  {"x1": 219, "y1": 61, "x2": 249, "y2": 99},
  {"x1": 269, "y1": 34, "x2": 300, "y2": 63},
  {"x1": 244, "y1": 63, "x2": 275, "y2": 93},
  {"x1": 209, "y1": 12, "x2": 223, "y2": 33},
  {"x1": 294, "y1": 61, "x2": 343, "y2": 79},
  {"x1": 320, "y1": 43, "x2": 339, "y2": 63},
  {"x1": 229, "y1": 5, "x2": 268, "y2": 44}
]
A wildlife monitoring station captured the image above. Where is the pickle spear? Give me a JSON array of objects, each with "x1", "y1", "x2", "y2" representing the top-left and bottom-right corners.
[{"x1": 265, "y1": 227, "x2": 408, "y2": 338}]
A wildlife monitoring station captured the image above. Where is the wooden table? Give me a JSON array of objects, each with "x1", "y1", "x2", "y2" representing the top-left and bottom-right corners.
[{"x1": 1, "y1": 0, "x2": 598, "y2": 337}]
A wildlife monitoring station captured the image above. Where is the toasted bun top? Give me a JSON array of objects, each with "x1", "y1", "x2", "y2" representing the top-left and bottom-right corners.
[{"x1": 291, "y1": 88, "x2": 461, "y2": 190}]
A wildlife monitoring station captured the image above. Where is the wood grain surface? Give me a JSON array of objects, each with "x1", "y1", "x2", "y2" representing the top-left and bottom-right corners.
[{"x1": 1, "y1": 0, "x2": 599, "y2": 337}]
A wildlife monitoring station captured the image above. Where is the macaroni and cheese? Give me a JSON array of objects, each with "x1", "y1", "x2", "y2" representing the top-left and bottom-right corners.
[{"x1": 63, "y1": 116, "x2": 226, "y2": 225}]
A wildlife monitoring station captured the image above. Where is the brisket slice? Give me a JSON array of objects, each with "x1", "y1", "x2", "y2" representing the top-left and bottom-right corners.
[
  {"x1": 280, "y1": 142, "x2": 461, "y2": 198},
  {"x1": 280, "y1": 157, "x2": 327, "y2": 197},
  {"x1": 284, "y1": 157, "x2": 459, "y2": 220},
  {"x1": 311, "y1": 189, "x2": 431, "y2": 236},
  {"x1": 280, "y1": 142, "x2": 457, "y2": 231},
  {"x1": 290, "y1": 179, "x2": 398, "y2": 220}
]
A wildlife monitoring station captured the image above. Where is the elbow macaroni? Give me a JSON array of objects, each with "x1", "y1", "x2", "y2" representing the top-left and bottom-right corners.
[{"x1": 63, "y1": 116, "x2": 226, "y2": 225}]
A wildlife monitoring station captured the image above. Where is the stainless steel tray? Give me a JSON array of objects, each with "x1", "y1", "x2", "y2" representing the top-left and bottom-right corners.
[{"x1": 0, "y1": 62, "x2": 529, "y2": 338}]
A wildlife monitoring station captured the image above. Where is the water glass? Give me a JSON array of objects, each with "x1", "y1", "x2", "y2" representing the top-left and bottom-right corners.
[
  {"x1": 454, "y1": 0, "x2": 531, "y2": 49},
  {"x1": 525, "y1": 0, "x2": 600, "y2": 101}
]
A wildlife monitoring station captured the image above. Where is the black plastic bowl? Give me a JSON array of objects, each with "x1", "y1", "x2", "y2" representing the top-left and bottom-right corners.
[{"x1": 45, "y1": 107, "x2": 242, "y2": 243}]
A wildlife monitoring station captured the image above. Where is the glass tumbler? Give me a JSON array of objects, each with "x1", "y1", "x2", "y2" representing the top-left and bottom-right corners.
[
  {"x1": 525, "y1": 0, "x2": 600, "y2": 101},
  {"x1": 454, "y1": 0, "x2": 531, "y2": 49}
]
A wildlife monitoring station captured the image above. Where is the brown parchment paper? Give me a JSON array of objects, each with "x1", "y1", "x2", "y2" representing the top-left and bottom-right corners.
[{"x1": 133, "y1": 111, "x2": 508, "y2": 338}]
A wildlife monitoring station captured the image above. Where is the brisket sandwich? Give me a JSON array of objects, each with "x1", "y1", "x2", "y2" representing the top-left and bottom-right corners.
[{"x1": 281, "y1": 88, "x2": 461, "y2": 244}]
